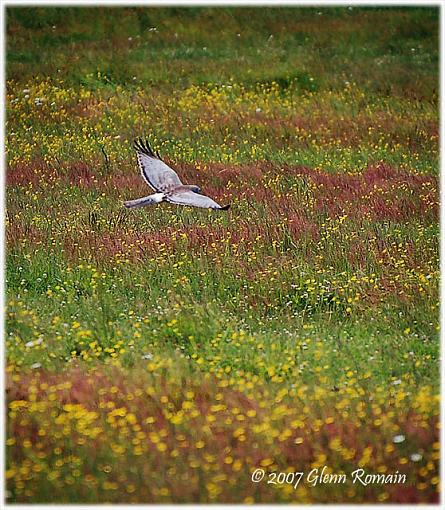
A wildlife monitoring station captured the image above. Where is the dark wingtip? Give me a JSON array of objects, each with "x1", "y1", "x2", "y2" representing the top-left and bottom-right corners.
[
  {"x1": 133, "y1": 137, "x2": 159, "y2": 159},
  {"x1": 220, "y1": 204, "x2": 230, "y2": 210}
]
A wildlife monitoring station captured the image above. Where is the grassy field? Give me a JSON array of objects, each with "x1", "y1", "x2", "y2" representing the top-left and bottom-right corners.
[{"x1": 5, "y1": 6, "x2": 439, "y2": 504}]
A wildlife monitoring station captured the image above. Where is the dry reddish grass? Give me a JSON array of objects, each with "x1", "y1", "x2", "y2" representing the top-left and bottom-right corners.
[
  {"x1": 7, "y1": 161, "x2": 437, "y2": 267},
  {"x1": 7, "y1": 365, "x2": 439, "y2": 504}
]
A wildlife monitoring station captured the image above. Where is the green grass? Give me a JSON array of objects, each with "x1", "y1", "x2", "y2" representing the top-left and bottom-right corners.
[
  {"x1": 7, "y1": 7, "x2": 438, "y2": 96},
  {"x1": 6, "y1": 6, "x2": 439, "y2": 504}
]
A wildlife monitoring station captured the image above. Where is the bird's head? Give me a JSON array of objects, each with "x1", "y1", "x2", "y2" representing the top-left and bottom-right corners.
[{"x1": 190, "y1": 185, "x2": 201, "y2": 194}]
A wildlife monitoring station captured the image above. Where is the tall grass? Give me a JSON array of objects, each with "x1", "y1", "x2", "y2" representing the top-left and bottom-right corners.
[{"x1": 6, "y1": 6, "x2": 439, "y2": 504}]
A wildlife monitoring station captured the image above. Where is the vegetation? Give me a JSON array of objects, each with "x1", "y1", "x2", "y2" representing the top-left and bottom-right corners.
[{"x1": 6, "y1": 6, "x2": 439, "y2": 503}]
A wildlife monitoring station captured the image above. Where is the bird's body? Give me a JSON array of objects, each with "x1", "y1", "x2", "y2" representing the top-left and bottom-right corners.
[{"x1": 124, "y1": 139, "x2": 230, "y2": 211}]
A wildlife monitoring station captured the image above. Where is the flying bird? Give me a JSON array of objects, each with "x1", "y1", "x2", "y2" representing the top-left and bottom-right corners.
[{"x1": 124, "y1": 139, "x2": 230, "y2": 211}]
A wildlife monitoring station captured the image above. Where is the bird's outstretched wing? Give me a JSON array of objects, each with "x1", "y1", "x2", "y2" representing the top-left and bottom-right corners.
[
  {"x1": 134, "y1": 139, "x2": 183, "y2": 192},
  {"x1": 166, "y1": 190, "x2": 230, "y2": 210}
]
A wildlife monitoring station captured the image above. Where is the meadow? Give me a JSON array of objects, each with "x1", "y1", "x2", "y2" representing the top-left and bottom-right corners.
[{"x1": 5, "y1": 7, "x2": 439, "y2": 503}]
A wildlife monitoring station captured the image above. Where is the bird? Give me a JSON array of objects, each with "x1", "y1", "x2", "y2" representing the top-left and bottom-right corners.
[{"x1": 124, "y1": 139, "x2": 230, "y2": 211}]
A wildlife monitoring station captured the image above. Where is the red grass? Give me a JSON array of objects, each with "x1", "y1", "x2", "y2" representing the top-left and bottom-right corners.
[
  {"x1": 7, "y1": 366, "x2": 439, "y2": 504},
  {"x1": 6, "y1": 160, "x2": 56, "y2": 187}
]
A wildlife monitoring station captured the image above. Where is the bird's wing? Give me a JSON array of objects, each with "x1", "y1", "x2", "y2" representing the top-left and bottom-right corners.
[
  {"x1": 166, "y1": 190, "x2": 230, "y2": 210},
  {"x1": 134, "y1": 138, "x2": 183, "y2": 192}
]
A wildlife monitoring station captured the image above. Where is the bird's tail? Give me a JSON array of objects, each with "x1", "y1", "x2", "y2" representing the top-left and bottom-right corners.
[{"x1": 124, "y1": 193, "x2": 165, "y2": 209}]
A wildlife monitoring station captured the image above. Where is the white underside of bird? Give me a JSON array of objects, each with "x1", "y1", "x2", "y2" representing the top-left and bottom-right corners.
[
  {"x1": 124, "y1": 139, "x2": 230, "y2": 211},
  {"x1": 124, "y1": 192, "x2": 165, "y2": 208}
]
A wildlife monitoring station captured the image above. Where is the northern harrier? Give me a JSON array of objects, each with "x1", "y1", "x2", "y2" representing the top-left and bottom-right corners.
[{"x1": 124, "y1": 139, "x2": 230, "y2": 210}]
